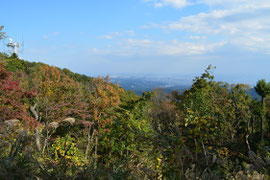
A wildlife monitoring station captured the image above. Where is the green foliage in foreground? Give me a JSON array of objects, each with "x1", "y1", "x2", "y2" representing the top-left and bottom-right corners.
[{"x1": 2, "y1": 53, "x2": 270, "y2": 180}]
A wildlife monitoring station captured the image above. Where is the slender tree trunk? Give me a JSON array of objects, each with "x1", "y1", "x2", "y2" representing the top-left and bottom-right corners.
[
  {"x1": 30, "y1": 103, "x2": 42, "y2": 152},
  {"x1": 30, "y1": 103, "x2": 39, "y2": 121},
  {"x1": 245, "y1": 134, "x2": 250, "y2": 153},
  {"x1": 245, "y1": 118, "x2": 251, "y2": 153},
  {"x1": 94, "y1": 136, "x2": 98, "y2": 169},
  {"x1": 85, "y1": 126, "x2": 93, "y2": 158},
  {"x1": 36, "y1": 129, "x2": 41, "y2": 152},
  {"x1": 201, "y1": 137, "x2": 208, "y2": 165},
  {"x1": 42, "y1": 110, "x2": 49, "y2": 154},
  {"x1": 42, "y1": 129, "x2": 49, "y2": 154}
]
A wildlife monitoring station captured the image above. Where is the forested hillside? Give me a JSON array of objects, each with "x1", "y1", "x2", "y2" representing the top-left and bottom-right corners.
[{"x1": 1, "y1": 52, "x2": 270, "y2": 179}]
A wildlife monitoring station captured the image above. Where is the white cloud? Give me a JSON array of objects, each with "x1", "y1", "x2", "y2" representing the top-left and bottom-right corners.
[
  {"x1": 145, "y1": 0, "x2": 270, "y2": 10},
  {"x1": 99, "y1": 35, "x2": 113, "y2": 40},
  {"x1": 94, "y1": 1, "x2": 270, "y2": 59},
  {"x1": 145, "y1": 0, "x2": 188, "y2": 8},
  {"x1": 42, "y1": 35, "x2": 49, "y2": 40},
  {"x1": 52, "y1": 32, "x2": 60, "y2": 36},
  {"x1": 154, "y1": 3, "x2": 163, "y2": 7},
  {"x1": 189, "y1": 35, "x2": 205, "y2": 40},
  {"x1": 140, "y1": 23, "x2": 167, "y2": 29},
  {"x1": 99, "y1": 30, "x2": 136, "y2": 40},
  {"x1": 92, "y1": 38, "x2": 224, "y2": 56},
  {"x1": 198, "y1": 0, "x2": 270, "y2": 8},
  {"x1": 156, "y1": 2, "x2": 270, "y2": 53},
  {"x1": 163, "y1": 0, "x2": 188, "y2": 8},
  {"x1": 126, "y1": 30, "x2": 135, "y2": 36}
]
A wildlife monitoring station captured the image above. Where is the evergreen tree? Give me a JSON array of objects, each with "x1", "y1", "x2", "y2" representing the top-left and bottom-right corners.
[{"x1": 254, "y1": 79, "x2": 270, "y2": 141}]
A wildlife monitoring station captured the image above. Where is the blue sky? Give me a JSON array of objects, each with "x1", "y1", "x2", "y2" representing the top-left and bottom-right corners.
[{"x1": 1, "y1": 0, "x2": 270, "y2": 84}]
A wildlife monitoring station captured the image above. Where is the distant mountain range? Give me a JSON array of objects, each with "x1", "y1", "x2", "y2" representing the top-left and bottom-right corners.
[
  {"x1": 110, "y1": 76, "x2": 190, "y2": 95},
  {"x1": 110, "y1": 75, "x2": 260, "y2": 99}
]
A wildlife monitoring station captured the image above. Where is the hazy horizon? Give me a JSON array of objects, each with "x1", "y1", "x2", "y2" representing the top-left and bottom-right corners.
[{"x1": 1, "y1": 0, "x2": 269, "y2": 85}]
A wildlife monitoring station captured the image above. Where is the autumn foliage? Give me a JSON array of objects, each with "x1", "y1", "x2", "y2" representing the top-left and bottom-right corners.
[
  {"x1": 1, "y1": 55, "x2": 270, "y2": 179},
  {"x1": 0, "y1": 64, "x2": 37, "y2": 127}
]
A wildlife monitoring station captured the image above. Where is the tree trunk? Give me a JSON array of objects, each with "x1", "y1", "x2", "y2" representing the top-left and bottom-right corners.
[
  {"x1": 30, "y1": 103, "x2": 39, "y2": 121},
  {"x1": 245, "y1": 118, "x2": 251, "y2": 153},
  {"x1": 94, "y1": 136, "x2": 98, "y2": 169},
  {"x1": 36, "y1": 129, "x2": 41, "y2": 152},
  {"x1": 30, "y1": 104, "x2": 42, "y2": 152},
  {"x1": 42, "y1": 129, "x2": 49, "y2": 155},
  {"x1": 201, "y1": 138, "x2": 208, "y2": 165},
  {"x1": 85, "y1": 126, "x2": 94, "y2": 158},
  {"x1": 245, "y1": 134, "x2": 250, "y2": 153}
]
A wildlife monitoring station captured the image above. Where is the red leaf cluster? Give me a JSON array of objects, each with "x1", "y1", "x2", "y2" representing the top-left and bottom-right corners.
[{"x1": 0, "y1": 64, "x2": 37, "y2": 127}]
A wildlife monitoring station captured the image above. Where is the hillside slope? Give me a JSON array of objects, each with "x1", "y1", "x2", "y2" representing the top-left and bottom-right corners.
[{"x1": 0, "y1": 53, "x2": 269, "y2": 179}]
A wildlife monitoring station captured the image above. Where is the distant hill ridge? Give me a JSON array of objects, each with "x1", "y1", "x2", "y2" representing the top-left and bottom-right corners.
[
  {"x1": 0, "y1": 53, "x2": 94, "y2": 85},
  {"x1": 0, "y1": 52, "x2": 261, "y2": 99}
]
